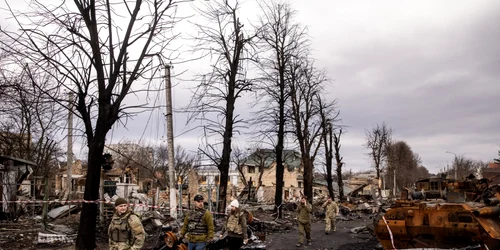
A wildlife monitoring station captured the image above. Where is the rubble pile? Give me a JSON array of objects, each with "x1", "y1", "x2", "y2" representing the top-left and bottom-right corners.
[
  {"x1": 0, "y1": 218, "x2": 42, "y2": 249},
  {"x1": 0, "y1": 193, "x2": 390, "y2": 249}
]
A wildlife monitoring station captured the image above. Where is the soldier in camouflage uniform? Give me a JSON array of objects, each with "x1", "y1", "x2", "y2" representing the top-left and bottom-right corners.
[
  {"x1": 296, "y1": 196, "x2": 312, "y2": 247},
  {"x1": 322, "y1": 196, "x2": 339, "y2": 234},
  {"x1": 180, "y1": 194, "x2": 214, "y2": 250},
  {"x1": 219, "y1": 199, "x2": 248, "y2": 250},
  {"x1": 108, "y1": 197, "x2": 145, "y2": 250}
]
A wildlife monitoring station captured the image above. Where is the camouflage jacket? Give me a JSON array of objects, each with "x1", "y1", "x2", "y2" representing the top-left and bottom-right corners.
[
  {"x1": 322, "y1": 200, "x2": 339, "y2": 218},
  {"x1": 108, "y1": 208, "x2": 145, "y2": 250},
  {"x1": 180, "y1": 208, "x2": 214, "y2": 243},
  {"x1": 297, "y1": 201, "x2": 312, "y2": 223},
  {"x1": 222, "y1": 211, "x2": 247, "y2": 240}
]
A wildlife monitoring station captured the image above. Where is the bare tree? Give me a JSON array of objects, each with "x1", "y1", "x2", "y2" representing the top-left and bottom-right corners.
[
  {"x1": 173, "y1": 146, "x2": 200, "y2": 185},
  {"x1": 106, "y1": 143, "x2": 199, "y2": 190},
  {"x1": 415, "y1": 165, "x2": 431, "y2": 180},
  {"x1": 333, "y1": 129, "x2": 345, "y2": 201},
  {"x1": 318, "y1": 95, "x2": 340, "y2": 200},
  {"x1": 288, "y1": 58, "x2": 328, "y2": 203},
  {"x1": 446, "y1": 155, "x2": 487, "y2": 180},
  {"x1": 0, "y1": 64, "x2": 64, "y2": 210},
  {"x1": 0, "y1": 67, "x2": 64, "y2": 165},
  {"x1": 186, "y1": 0, "x2": 255, "y2": 212},
  {"x1": 231, "y1": 146, "x2": 250, "y2": 193},
  {"x1": 104, "y1": 142, "x2": 157, "y2": 193},
  {"x1": 0, "y1": 0, "x2": 181, "y2": 248},
  {"x1": 385, "y1": 141, "x2": 420, "y2": 192},
  {"x1": 255, "y1": 0, "x2": 306, "y2": 218},
  {"x1": 365, "y1": 122, "x2": 392, "y2": 198}
]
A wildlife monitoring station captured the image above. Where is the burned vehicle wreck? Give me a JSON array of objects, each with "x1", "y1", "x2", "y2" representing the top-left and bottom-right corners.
[{"x1": 374, "y1": 174, "x2": 500, "y2": 249}]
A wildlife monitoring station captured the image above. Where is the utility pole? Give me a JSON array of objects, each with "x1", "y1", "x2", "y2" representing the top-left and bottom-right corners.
[
  {"x1": 446, "y1": 151, "x2": 458, "y2": 180},
  {"x1": 165, "y1": 65, "x2": 177, "y2": 219},
  {"x1": 393, "y1": 169, "x2": 396, "y2": 197},
  {"x1": 67, "y1": 92, "x2": 74, "y2": 200}
]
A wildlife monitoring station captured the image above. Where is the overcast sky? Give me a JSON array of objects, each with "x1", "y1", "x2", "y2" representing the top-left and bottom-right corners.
[
  {"x1": 289, "y1": 0, "x2": 500, "y2": 173},
  {"x1": 3, "y1": 0, "x2": 499, "y2": 174}
]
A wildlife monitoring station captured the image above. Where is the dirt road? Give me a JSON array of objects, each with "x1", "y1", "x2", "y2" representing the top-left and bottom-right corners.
[{"x1": 264, "y1": 217, "x2": 380, "y2": 250}]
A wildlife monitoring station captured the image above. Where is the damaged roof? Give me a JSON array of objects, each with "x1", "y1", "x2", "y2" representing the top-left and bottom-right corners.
[{"x1": 0, "y1": 155, "x2": 37, "y2": 166}]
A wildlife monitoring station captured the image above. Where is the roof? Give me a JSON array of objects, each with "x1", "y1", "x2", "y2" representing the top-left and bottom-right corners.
[
  {"x1": 489, "y1": 162, "x2": 500, "y2": 169},
  {"x1": 0, "y1": 155, "x2": 37, "y2": 166},
  {"x1": 314, "y1": 178, "x2": 352, "y2": 194},
  {"x1": 243, "y1": 148, "x2": 302, "y2": 170}
]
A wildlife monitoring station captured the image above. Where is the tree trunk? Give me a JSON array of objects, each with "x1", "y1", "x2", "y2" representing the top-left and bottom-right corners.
[
  {"x1": 333, "y1": 130, "x2": 344, "y2": 201},
  {"x1": 217, "y1": 79, "x2": 236, "y2": 212},
  {"x1": 218, "y1": 166, "x2": 229, "y2": 212},
  {"x1": 75, "y1": 139, "x2": 105, "y2": 249},
  {"x1": 326, "y1": 157, "x2": 334, "y2": 200},
  {"x1": 336, "y1": 165, "x2": 344, "y2": 201},
  {"x1": 274, "y1": 144, "x2": 284, "y2": 218},
  {"x1": 274, "y1": 78, "x2": 286, "y2": 219},
  {"x1": 376, "y1": 168, "x2": 382, "y2": 199},
  {"x1": 302, "y1": 156, "x2": 313, "y2": 203}
]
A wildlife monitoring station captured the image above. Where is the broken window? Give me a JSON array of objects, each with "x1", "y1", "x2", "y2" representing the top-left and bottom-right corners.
[
  {"x1": 248, "y1": 166, "x2": 255, "y2": 173},
  {"x1": 199, "y1": 175, "x2": 207, "y2": 183},
  {"x1": 430, "y1": 181, "x2": 439, "y2": 190}
]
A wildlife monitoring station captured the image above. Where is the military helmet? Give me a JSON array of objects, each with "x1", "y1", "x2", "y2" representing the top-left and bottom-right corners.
[{"x1": 194, "y1": 194, "x2": 204, "y2": 201}]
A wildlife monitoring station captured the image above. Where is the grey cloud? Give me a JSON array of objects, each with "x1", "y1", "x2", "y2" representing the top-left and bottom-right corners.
[{"x1": 309, "y1": 1, "x2": 500, "y2": 172}]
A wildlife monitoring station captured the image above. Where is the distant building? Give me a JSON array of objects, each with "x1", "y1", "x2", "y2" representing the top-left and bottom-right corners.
[
  {"x1": 482, "y1": 162, "x2": 500, "y2": 185},
  {"x1": 312, "y1": 172, "x2": 352, "y2": 199},
  {"x1": 238, "y1": 149, "x2": 304, "y2": 202},
  {"x1": 346, "y1": 171, "x2": 382, "y2": 198}
]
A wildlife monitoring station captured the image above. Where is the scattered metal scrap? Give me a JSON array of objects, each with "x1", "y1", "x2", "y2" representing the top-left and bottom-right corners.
[{"x1": 374, "y1": 174, "x2": 500, "y2": 249}]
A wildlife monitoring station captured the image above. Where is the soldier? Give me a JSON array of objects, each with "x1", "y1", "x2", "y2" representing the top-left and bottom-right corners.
[
  {"x1": 180, "y1": 194, "x2": 215, "y2": 250},
  {"x1": 219, "y1": 199, "x2": 248, "y2": 250},
  {"x1": 322, "y1": 196, "x2": 339, "y2": 234},
  {"x1": 108, "y1": 197, "x2": 145, "y2": 250},
  {"x1": 296, "y1": 196, "x2": 312, "y2": 247}
]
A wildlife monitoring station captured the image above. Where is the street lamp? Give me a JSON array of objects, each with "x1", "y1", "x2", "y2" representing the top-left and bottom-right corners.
[{"x1": 445, "y1": 151, "x2": 458, "y2": 180}]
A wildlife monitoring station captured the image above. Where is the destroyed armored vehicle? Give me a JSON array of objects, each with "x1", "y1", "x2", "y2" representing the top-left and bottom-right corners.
[{"x1": 374, "y1": 174, "x2": 500, "y2": 249}]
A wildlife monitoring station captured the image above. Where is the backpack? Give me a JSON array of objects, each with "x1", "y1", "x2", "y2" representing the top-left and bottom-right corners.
[{"x1": 242, "y1": 209, "x2": 253, "y2": 224}]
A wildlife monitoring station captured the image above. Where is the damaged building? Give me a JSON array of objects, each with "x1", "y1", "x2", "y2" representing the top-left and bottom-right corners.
[{"x1": 0, "y1": 156, "x2": 36, "y2": 215}]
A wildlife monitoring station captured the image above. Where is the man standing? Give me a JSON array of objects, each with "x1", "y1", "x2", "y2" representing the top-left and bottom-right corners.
[
  {"x1": 180, "y1": 194, "x2": 215, "y2": 250},
  {"x1": 322, "y1": 196, "x2": 339, "y2": 234},
  {"x1": 296, "y1": 196, "x2": 312, "y2": 247},
  {"x1": 108, "y1": 197, "x2": 145, "y2": 250},
  {"x1": 219, "y1": 199, "x2": 248, "y2": 250}
]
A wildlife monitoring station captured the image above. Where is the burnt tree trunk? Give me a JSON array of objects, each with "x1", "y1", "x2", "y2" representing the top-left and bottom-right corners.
[
  {"x1": 76, "y1": 139, "x2": 105, "y2": 249},
  {"x1": 274, "y1": 82, "x2": 286, "y2": 218},
  {"x1": 218, "y1": 104, "x2": 233, "y2": 212},
  {"x1": 324, "y1": 124, "x2": 335, "y2": 199},
  {"x1": 333, "y1": 129, "x2": 344, "y2": 201},
  {"x1": 218, "y1": 117, "x2": 232, "y2": 213},
  {"x1": 302, "y1": 156, "x2": 313, "y2": 203}
]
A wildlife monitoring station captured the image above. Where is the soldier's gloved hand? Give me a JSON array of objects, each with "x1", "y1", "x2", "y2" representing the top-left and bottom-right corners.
[{"x1": 243, "y1": 239, "x2": 248, "y2": 245}]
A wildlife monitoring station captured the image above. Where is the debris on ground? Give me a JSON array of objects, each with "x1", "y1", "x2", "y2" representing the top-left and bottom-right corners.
[{"x1": 0, "y1": 194, "x2": 389, "y2": 249}]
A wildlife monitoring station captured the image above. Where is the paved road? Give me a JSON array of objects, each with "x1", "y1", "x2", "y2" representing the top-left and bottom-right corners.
[{"x1": 263, "y1": 218, "x2": 379, "y2": 250}]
